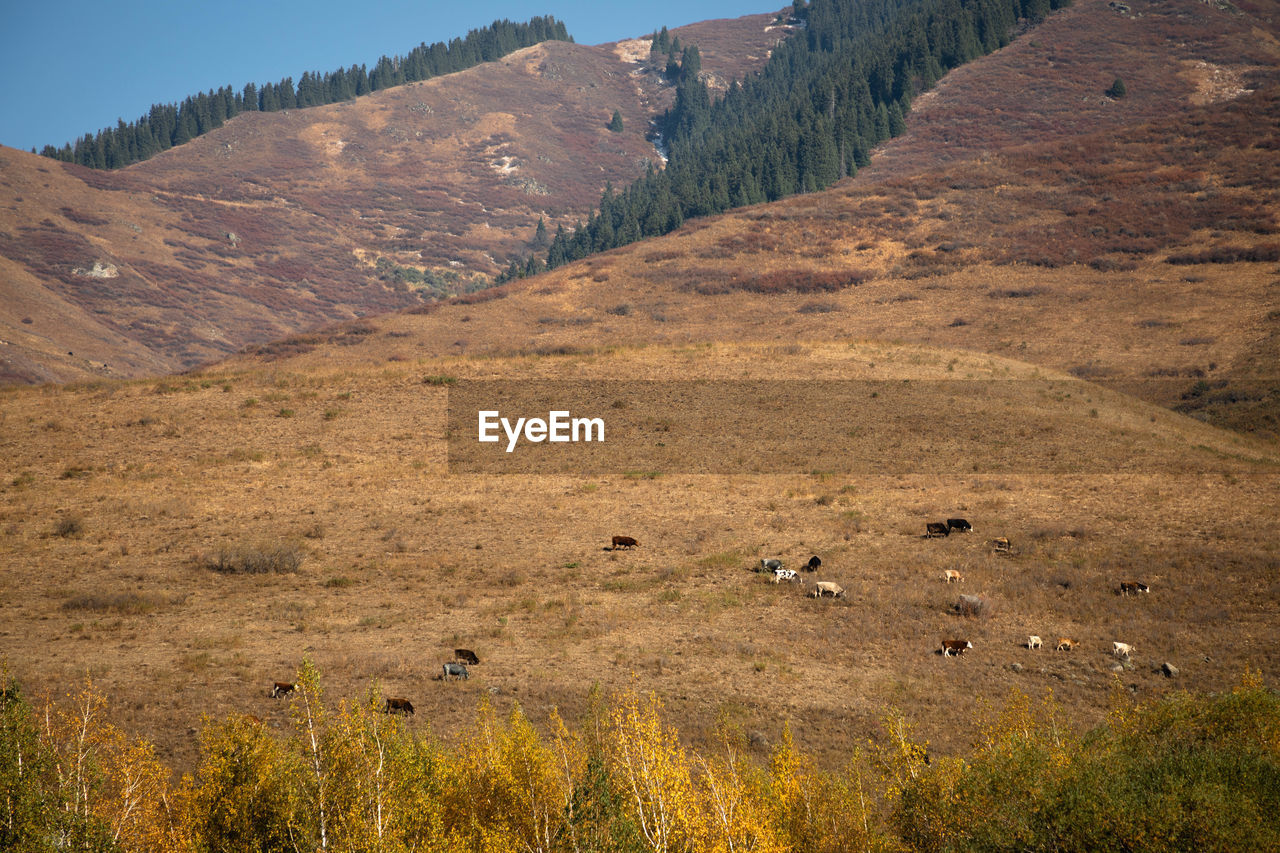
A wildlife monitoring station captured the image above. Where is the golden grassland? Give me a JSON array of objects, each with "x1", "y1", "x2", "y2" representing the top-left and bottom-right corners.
[{"x1": 2, "y1": 341, "x2": 1277, "y2": 776}]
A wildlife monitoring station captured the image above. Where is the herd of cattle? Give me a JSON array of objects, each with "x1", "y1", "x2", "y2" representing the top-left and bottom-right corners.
[
  {"x1": 752, "y1": 517, "x2": 1152, "y2": 665},
  {"x1": 264, "y1": 521, "x2": 1154, "y2": 717}
]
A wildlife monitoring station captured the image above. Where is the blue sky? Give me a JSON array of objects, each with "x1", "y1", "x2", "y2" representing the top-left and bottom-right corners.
[{"x1": 0, "y1": 0, "x2": 778, "y2": 153}]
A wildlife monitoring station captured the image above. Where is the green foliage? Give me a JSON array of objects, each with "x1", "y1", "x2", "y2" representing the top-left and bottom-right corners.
[
  {"x1": 609, "y1": 109, "x2": 625, "y2": 133},
  {"x1": 44, "y1": 17, "x2": 573, "y2": 169},
  {"x1": 893, "y1": 678, "x2": 1280, "y2": 852},
  {"x1": 1106, "y1": 76, "x2": 1127, "y2": 98},
  {"x1": 0, "y1": 680, "x2": 59, "y2": 852}
]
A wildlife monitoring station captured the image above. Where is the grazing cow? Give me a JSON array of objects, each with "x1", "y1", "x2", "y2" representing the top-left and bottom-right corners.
[
  {"x1": 947, "y1": 518, "x2": 973, "y2": 533},
  {"x1": 941, "y1": 639, "x2": 973, "y2": 657},
  {"x1": 943, "y1": 569, "x2": 965, "y2": 583},
  {"x1": 455, "y1": 648, "x2": 480, "y2": 665},
  {"x1": 612, "y1": 535, "x2": 638, "y2": 550},
  {"x1": 807, "y1": 555, "x2": 822, "y2": 572},
  {"x1": 772, "y1": 568, "x2": 803, "y2": 584},
  {"x1": 991, "y1": 537, "x2": 1011, "y2": 554},
  {"x1": 1112, "y1": 642, "x2": 1133, "y2": 660},
  {"x1": 384, "y1": 697, "x2": 415, "y2": 716},
  {"x1": 1055, "y1": 638, "x2": 1075, "y2": 652},
  {"x1": 761, "y1": 558, "x2": 784, "y2": 573},
  {"x1": 1028, "y1": 635, "x2": 1042, "y2": 650},
  {"x1": 925, "y1": 522, "x2": 950, "y2": 538},
  {"x1": 241, "y1": 714, "x2": 263, "y2": 725},
  {"x1": 270, "y1": 682, "x2": 295, "y2": 699},
  {"x1": 1118, "y1": 581, "x2": 1150, "y2": 596},
  {"x1": 443, "y1": 662, "x2": 470, "y2": 680},
  {"x1": 812, "y1": 581, "x2": 845, "y2": 598}
]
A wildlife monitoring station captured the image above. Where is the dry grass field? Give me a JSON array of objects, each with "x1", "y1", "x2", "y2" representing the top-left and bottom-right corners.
[{"x1": 2, "y1": 342, "x2": 1277, "y2": 776}]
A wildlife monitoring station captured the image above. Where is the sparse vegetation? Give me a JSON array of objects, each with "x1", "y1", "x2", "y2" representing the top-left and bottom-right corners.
[{"x1": 201, "y1": 542, "x2": 305, "y2": 574}]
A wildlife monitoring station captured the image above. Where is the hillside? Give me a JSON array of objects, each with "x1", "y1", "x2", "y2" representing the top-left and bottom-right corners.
[
  {"x1": 1, "y1": 0, "x2": 1279, "y2": 799},
  {"x1": 0, "y1": 13, "x2": 787, "y2": 384},
  {"x1": 2, "y1": 341, "x2": 1277, "y2": 775},
  {"x1": 244, "y1": 0, "x2": 1280, "y2": 439}
]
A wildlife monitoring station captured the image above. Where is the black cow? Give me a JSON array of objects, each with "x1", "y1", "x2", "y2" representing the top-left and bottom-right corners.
[
  {"x1": 946, "y1": 518, "x2": 972, "y2": 533},
  {"x1": 925, "y1": 522, "x2": 950, "y2": 538},
  {"x1": 806, "y1": 555, "x2": 822, "y2": 572},
  {"x1": 455, "y1": 648, "x2": 480, "y2": 665},
  {"x1": 1118, "y1": 581, "x2": 1150, "y2": 596}
]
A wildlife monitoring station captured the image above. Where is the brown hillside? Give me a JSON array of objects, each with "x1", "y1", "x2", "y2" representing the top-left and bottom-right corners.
[
  {"x1": 245, "y1": 0, "x2": 1279, "y2": 440},
  {"x1": 0, "y1": 14, "x2": 787, "y2": 384}
]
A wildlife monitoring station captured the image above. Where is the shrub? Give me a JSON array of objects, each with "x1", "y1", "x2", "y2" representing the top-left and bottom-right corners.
[
  {"x1": 53, "y1": 515, "x2": 85, "y2": 538},
  {"x1": 202, "y1": 542, "x2": 305, "y2": 574}
]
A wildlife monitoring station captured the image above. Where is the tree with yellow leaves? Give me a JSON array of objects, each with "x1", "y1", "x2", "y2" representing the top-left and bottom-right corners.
[
  {"x1": 608, "y1": 689, "x2": 697, "y2": 853},
  {"x1": 184, "y1": 711, "x2": 308, "y2": 853},
  {"x1": 441, "y1": 697, "x2": 569, "y2": 853},
  {"x1": 693, "y1": 718, "x2": 782, "y2": 853},
  {"x1": 36, "y1": 680, "x2": 178, "y2": 852}
]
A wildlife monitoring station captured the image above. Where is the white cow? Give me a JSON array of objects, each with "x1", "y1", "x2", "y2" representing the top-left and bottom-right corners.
[
  {"x1": 1112, "y1": 641, "x2": 1133, "y2": 660},
  {"x1": 812, "y1": 581, "x2": 845, "y2": 598}
]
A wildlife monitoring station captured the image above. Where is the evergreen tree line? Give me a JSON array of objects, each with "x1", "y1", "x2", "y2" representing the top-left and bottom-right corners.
[
  {"x1": 39, "y1": 17, "x2": 571, "y2": 170},
  {"x1": 502, "y1": 0, "x2": 1067, "y2": 281}
]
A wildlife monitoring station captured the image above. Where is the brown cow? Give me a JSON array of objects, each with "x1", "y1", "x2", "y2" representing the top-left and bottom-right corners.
[
  {"x1": 991, "y1": 537, "x2": 1011, "y2": 554},
  {"x1": 611, "y1": 535, "x2": 638, "y2": 550},
  {"x1": 455, "y1": 648, "x2": 480, "y2": 665},
  {"x1": 925, "y1": 522, "x2": 950, "y2": 538},
  {"x1": 941, "y1": 639, "x2": 972, "y2": 657},
  {"x1": 943, "y1": 569, "x2": 965, "y2": 583},
  {"x1": 1055, "y1": 638, "x2": 1075, "y2": 652},
  {"x1": 270, "y1": 682, "x2": 295, "y2": 699},
  {"x1": 384, "y1": 697, "x2": 415, "y2": 716}
]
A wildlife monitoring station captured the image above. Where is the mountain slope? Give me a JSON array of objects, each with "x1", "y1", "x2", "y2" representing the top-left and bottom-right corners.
[
  {"x1": 0, "y1": 13, "x2": 787, "y2": 384},
  {"x1": 243, "y1": 0, "x2": 1278, "y2": 438}
]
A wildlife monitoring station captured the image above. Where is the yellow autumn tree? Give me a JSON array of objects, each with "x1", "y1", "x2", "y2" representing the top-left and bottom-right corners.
[
  {"x1": 608, "y1": 688, "x2": 697, "y2": 853},
  {"x1": 442, "y1": 698, "x2": 569, "y2": 853},
  {"x1": 184, "y1": 712, "x2": 309, "y2": 853},
  {"x1": 693, "y1": 719, "x2": 783, "y2": 853},
  {"x1": 767, "y1": 724, "x2": 880, "y2": 853},
  {"x1": 39, "y1": 680, "x2": 180, "y2": 852},
  {"x1": 322, "y1": 685, "x2": 415, "y2": 853}
]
